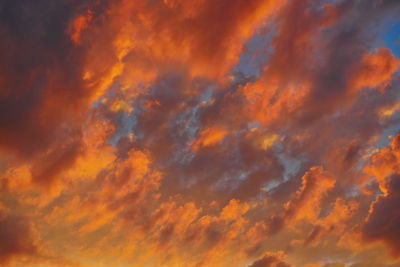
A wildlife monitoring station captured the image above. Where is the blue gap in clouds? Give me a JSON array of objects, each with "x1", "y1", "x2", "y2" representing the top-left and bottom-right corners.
[{"x1": 381, "y1": 21, "x2": 400, "y2": 57}]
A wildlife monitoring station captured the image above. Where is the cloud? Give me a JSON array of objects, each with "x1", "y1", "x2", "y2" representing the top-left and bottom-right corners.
[
  {"x1": 304, "y1": 198, "x2": 358, "y2": 246},
  {"x1": 0, "y1": 210, "x2": 39, "y2": 265},
  {"x1": 0, "y1": 0, "x2": 99, "y2": 160},
  {"x1": 248, "y1": 251, "x2": 292, "y2": 267},
  {"x1": 362, "y1": 174, "x2": 400, "y2": 259},
  {"x1": 191, "y1": 126, "x2": 228, "y2": 151},
  {"x1": 268, "y1": 166, "x2": 336, "y2": 235},
  {"x1": 358, "y1": 134, "x2": 400, "y2": 259},
  {"x1": 0, "y1": 0, "x2": 400, "y2": 266}
]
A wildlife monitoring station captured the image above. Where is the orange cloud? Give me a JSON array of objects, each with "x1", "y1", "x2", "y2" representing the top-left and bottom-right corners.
[
  {"x1": 304, "y1": 198, "x2": 358, "y2": 246},
  {"x1": 1, "y1": 0, "x2": 400, "y2": 266},
  {"x1": 191, "y1": 126, "x2": 228, "y2": 151},
  {"x1": 350, "y1": 48, "x2": 399, "y2": 91},
  {"x1": 361, "y1": 134, "x2": 400, "y2": 259},
  {"x1": 364, "y1": 134, "x2": 400, "y2": 195},
  {"x1": 267, "y1": 166, "x2": 336, "y2": 236},
  {"x1": 362, "y1": 174, "x2": 400, "y2": 259},
  {"x1": 283, "y1": 166, "x2": 336, "y2": 221},
  {"x1": 68, "y1": 10, "x2": 93, "y2": 44}
]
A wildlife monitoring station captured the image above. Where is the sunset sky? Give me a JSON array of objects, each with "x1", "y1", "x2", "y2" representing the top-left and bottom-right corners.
[{"x1": 1, "y1": 0, "x2": 400, "y2": 266}]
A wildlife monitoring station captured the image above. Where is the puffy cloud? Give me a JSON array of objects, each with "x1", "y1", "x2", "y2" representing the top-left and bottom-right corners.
[
  {"x1": 283, "y1": 166, "x2": 336, "y2": 221},
  {"x1": 358, "y1": 134, "x2": 400, "y2": 259},
  {"x1": 365, "y1": 134, "x2": 400, "y2": 194},
  {"x1": 268, "y1": 166, "x2": 336, "y2": 235},
  {"x1": 350, "y1": 48, "x2": 400, "y2": 91},
  {"x1": 362, "y1": 174, "x2": 400, "y2": 259},
  {"x1": 304, "y1": 198, "x2": 358, "y2": 246}
]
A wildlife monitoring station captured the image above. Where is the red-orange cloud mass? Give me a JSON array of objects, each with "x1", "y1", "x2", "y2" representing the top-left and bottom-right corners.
[{"x1": 1, "y1": 0, "x2": 400, "y2": 266}]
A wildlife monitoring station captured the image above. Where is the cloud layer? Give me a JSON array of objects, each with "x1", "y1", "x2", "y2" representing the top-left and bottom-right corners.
[{"x1": 0, "y1": 0, "x2": 400, "y2": 266}]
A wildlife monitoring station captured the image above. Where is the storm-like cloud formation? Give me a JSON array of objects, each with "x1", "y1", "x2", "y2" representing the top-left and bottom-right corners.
[{"x1": 1, "y1": 0, "x2": 400, "y2": 266}]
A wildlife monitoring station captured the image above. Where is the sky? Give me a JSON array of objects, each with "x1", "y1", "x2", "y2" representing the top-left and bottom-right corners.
[{"x1": 0, "y1": 0, "x2": 400, "y2": 266}]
